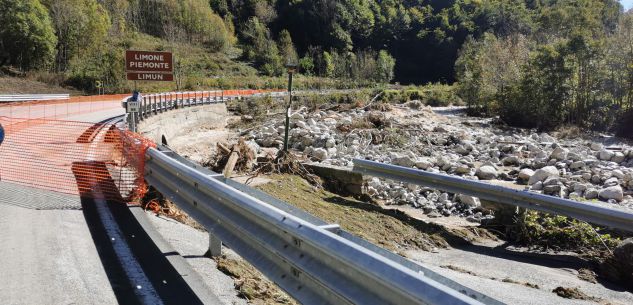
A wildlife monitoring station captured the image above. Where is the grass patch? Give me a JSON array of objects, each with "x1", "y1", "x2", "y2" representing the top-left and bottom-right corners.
[
  {"x1": 256, "y1": 174, "x2": 449, "y2": 253},
  {"x1": 378, "y1": 84, "x2": 462, "y2": 106}
]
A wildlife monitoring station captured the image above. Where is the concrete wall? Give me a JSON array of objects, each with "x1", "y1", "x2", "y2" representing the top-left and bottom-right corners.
[
  {"x1": 305, "y1": 162, "x2": 367, "y2": 196},
  {"x1": 138, "y1": 104, "x2": 227, "y2": 144}
]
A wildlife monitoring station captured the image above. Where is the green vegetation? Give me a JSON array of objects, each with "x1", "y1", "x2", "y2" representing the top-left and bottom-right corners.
[
  {"x1": 455, "y1": 1, "x2": 633, "y2": 134},
  {"x1": 1, "y1": 0, "x2": 632, "y2": 136},
  {"x1": 511, "y1": 211, "x2": 621, "y2": 257},
  {"x1": 379, "y1": 84, "x2": 462, "y2": 106},
  {"x1": 0, "y1": 0, "x2": 57, "y2": 70}
]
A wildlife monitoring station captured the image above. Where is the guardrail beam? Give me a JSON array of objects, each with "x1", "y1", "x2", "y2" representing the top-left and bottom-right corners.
[{"x1": 352, "y1": 158, "x2": 633, "y2": 232}]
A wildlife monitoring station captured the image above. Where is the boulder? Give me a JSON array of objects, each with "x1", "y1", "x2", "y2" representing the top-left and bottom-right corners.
[
  {"x1": 455, "y1": 164, "x2": 471, "y2": 175},
  {"x1": 518, "y1": 168, "x2": 535, "y2": 181},
  {"x1": 585, "y1": 188, "x2": 599, "y2": 199},
  {"x1": 457, "y1": 194, "x2": 481, "y2": 208},
  {"x1": 550, "y1": 147, "x2": 568, "y2": 160},
  {"x1": 415, "y1": 159, "x2": 432, "y2": 170},
  {"x1": 476, "y1": 165, "x2": 498, "y2": 180},
  {"x1": 612, "y1": 170, "x2": 625, "y2": 179},
  {"x1": 599, "y1": 149, "x2": 615, "y2": 161},
  {"x1": 598, "y1": 186, "x2": 624, "y2": 202},
  {"x1": 612, "y1": 152, "x2": 626, "y2": 163},
  {"x1": 502, "y1": 156, "x2": 521, "y2": 166},
  {"x1": 528, "y1": 166, "x2": 559, "y2": 185},
  {"x1": 601, "y1": 238, "x2": 633, "y2": 290},
  {"x1": 393, "y1": 156, "x2": 416, "y2": 167},
  {"x1": 590, "y1": 142, "x2": 603, "y2": 151},
  {"x1": 312, "y1": 148, "x2": 328, "y2": 161},
  {"x1": 569, "y1": 161, "x2": 586, "y2": 171},
  {"x1": 290, "y1": 113, "x2": 304, "y2": 121}
]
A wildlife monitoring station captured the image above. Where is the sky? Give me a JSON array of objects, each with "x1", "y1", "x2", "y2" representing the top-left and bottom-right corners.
[{"x1": 622, "y1": 0, "x2": 633, "y2": 11}]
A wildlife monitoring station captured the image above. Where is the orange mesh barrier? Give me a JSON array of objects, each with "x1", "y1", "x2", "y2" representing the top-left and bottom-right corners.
[
  {"x1": 0, "y1": 96, "x2": 125, "y2": 122},
  {"x1": 0, "y1": 89, "x2": 281, "y2": 202},
  {"x1": 0, "y1": 117, "x2": 154, "y2": 202}
]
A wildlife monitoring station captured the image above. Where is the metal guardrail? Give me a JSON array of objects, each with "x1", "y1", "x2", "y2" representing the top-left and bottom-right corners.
[
  {"x1": 131, "y1": 90, "x2": 285, "y2": 121},
  {"x1": 0, "y1": 94, "x2": 70, "y2": 102},
  {"x1": 352, "y1": 159, "x2": 633, "y2": 232},
  {"x1": 144, "y1": 146, "x2": 502, "y2": 305}
]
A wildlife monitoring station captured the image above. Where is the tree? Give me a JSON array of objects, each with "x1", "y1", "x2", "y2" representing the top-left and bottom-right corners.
[
  {"x1": 277, "y1": 29, "x2": 298, "y2": 65},
  {"x1": 299, "y1": 55, "x2": 314, "y2": 75},
  {"x1": 0, "y1": 0, "x2": 57, "y2": 70},
  {"x1": 46, "y1": 0, "x2": 111, "y2": 71},
  {"x1": 376, "y1": 50, "x2": 396, "y2": 82},
  {"x1": 242, "y1": 17, "x2": 282, "y2": 75},
  {"x1": 507, "y1": 44, "x2": 570, "y2": 130}
]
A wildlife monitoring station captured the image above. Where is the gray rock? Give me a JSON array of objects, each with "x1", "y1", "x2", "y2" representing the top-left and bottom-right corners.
[
  {"x1": 569, "y1": 161, "x2": 586, "y2": 171},
  {"x1": 531, "y1": 181, "x2": 544, "y2": 191},
  {"x1": 476, "y1": 165, "x2": 498, "y2": 180},
  {"x1": 457, "y1": 194, "x2": 481, "y2": 208},
  {"x1": 528, "y1": 166, "x2": 559, "y2": 185},
  {"x1": 518, "y1": 168, "x2": 535, "y2": 180},
  {"x1": 455, "y1": 164, "x2": 471, "y2": 175},
  {"x1": 312, "y1": 148, "x2": 328, "y2": 161},
  {"x1": 612, "y1": 170, "x2": 625, "y2": 179},
  {"x1": 567, "y1": 152, "x2": 582, "y2": 161},
  {"x1": 393, "y1": 156, "x2": 416, "y2": 167},
  {"x1": 455, "y1": 145, "x2": 471, "y2": 155},
  {"x1": 542, "y1": 176, "x2": 561, "y2": 186},
  {"x1": 590, "y1": 142, "x2": 603, "y2": 151},
  {"x1": 612, "y1": 152, "x2": 626, "y2": 163},
  {"x1": 602, "y1": 238, "x2": 633, "y2": 290},
  {"x1": 600, "y1": 149, "x2": 615, "y2": 161},
  {"x1": 550, "y1": 147, "x2": 568, "y2": 160},
  {"x1": 543, "y1": 185, "x2": 563, "y2": 196},
  {"x1": 502, "y1": 156, "x2": 520, "y2": 166},
  {"x1": 585, "y1": 188, "x2": 599, "y2": 199},
  {"x1": 598, "y1": 185, "x2": 624, "y2": 202},
  {"x1": 604, "y1": 177, "x2": 620, "y2": 187},
  {"x1": 415, "y1": 159, "x2": 432, "y2": 170},
  {"x1": 290, "y1": 113, "x2": 304, "y2": 121}
]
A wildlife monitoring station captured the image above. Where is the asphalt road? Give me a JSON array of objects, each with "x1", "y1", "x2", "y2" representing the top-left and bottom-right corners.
[
  {"x1": 0, "y1": 102, "x2": 125, "y2": 305},
  {"x1": 0, "y1": 184, "x2": 118, "y2": 305}
]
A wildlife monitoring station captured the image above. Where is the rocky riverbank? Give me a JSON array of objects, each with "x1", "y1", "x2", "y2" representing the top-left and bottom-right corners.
[{"x1": 242, "y1": 102, "x2": 633, "y2": 222}]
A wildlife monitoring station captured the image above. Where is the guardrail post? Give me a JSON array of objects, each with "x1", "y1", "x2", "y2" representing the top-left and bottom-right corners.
[{"x1": 207, "y1": 233, "x2": 222, "y2": 257}]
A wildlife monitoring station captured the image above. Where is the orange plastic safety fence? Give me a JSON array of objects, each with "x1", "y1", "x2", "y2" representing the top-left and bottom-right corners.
[
  {"x1": 0, "y1": 117, "x2": 154, "y2": 202},
  {"x1": 0, "y1": 90, "x2": 282, "y2": 202},
  {"x1": 0, "y1": 98, "x2": 124, "y2": 122}
]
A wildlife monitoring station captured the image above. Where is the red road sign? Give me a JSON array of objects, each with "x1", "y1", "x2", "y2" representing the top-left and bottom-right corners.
[
  {"x1": 125, "y1": 50, "x2": 173, "y2": 73},
  {"x1": 126, "y1": 72, "x2": 174, "y2": 82}
]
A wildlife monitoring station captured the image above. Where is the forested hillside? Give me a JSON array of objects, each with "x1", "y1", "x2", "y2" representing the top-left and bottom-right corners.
[{"x1": 0, "y1": 0, "x2": 631, "y2": 134}]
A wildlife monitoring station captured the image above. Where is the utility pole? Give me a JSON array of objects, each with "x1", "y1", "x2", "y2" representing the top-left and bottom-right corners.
[{"x1": 283, "y1": 63, "x2": 297, "y2": 152}]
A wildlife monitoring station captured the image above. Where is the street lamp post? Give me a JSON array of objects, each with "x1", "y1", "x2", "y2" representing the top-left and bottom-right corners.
[{"x1": 283, "y1": 63, "x2": 297, "y2": 152}]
